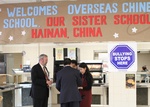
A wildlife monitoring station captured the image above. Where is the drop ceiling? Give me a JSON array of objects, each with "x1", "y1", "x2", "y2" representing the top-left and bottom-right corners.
[
  {"x1": 0, "y1": 0, "x2": 73, "y2": 4},
  {"x1": 0, "y1": 0, "x2": 37, "y2": 4}
]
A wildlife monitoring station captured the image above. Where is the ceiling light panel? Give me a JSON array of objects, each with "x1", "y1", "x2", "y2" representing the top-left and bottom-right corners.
[{"x1": 0, "y1": 0, "x2": 36, "y2": 4}]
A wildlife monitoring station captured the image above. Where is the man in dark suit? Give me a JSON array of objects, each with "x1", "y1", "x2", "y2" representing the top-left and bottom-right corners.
[
  {"x1": 70, "y1": 60, "x2": 78, "y2": 69},
  {"x1": 30, "y1": 54, "x2": 53, "y2": 107},
  {"x1": 56, "y1": 58, "x2": 82, "y2": 107}
]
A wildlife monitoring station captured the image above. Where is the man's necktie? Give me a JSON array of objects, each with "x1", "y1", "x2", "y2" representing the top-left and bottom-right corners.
[{"x1": 43, "y1": 66, "x2": 49, "y2": 81}]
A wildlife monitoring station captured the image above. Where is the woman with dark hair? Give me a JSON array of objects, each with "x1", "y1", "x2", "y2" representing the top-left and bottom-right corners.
[{"x1": 78, "y1": 62, "x2": 93, "y2": 107}]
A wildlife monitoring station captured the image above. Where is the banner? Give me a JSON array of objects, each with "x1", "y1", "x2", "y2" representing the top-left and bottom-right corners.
[{"x1": 0, "y1": 0, "x2": 150, "y2": 44}]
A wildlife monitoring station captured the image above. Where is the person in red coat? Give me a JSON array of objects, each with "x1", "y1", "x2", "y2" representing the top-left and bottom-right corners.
[{"x1": 78, "y1": 62, "x2": 93, "y2": 107}]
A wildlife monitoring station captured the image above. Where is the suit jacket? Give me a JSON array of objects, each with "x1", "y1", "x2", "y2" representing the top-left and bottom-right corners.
[
  {"x1": 30, "y1": 63, "x2": 49, "y2": 99},
  {"x1": 56, "y1": 66, "x2": 82, "y2": 103}
]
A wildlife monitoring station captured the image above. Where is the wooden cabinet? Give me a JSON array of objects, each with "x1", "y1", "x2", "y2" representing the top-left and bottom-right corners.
[
  {"x1": 14, "y1": 75, "x2": 22, "y2": 83},
  {"x1": 0, "y1": 75, "x2": 6, "y2": 84}
]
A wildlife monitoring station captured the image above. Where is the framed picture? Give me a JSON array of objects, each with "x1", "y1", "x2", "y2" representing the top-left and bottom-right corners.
[
  {"x1": 55, "y1": 48, "x2": 64, "y2": 61},
  {"x1": 126, "y1": 74, "x2": 135, "y2": 89}
]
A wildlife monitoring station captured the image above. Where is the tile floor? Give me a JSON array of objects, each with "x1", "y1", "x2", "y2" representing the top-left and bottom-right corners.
[{"x1": 17, "y1": 105, "x2": 109, "y2": 107}]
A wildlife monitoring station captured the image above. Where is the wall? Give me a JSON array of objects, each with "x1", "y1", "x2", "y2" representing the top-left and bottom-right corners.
[
  {"x1": 0, "y1": 42, "x2": 107, "y2": 78},
  {"x1": 5, "y1": 53, "x2": 22, "y2": 83},
  {"x1": 0, "y1": 45, "x2": 3, "y2": 52},
  {"x1": 138, "y1": 53, "x2": 150, "y2": 71},
  {"x1": 1, "y1": 42, "x2": 150, "y2": 78}
]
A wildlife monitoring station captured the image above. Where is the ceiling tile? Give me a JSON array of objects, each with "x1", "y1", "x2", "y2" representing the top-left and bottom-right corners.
[{"x1": 0, "y1": 0, "x2": 36, "y2": 4}]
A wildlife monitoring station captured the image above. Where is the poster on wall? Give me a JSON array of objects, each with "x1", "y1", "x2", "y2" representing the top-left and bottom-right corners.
[
  {"x1": 0, "y1": 0, "x2": 150, "y2": 44},
  {"x1": 55, "y1": 48, "x2": 64, "y2": 61},
  {"x1": 67, "y1": 48, "x2": 76, "y2": 60},
  {"x1": 108, "y1": 42, "x2": 137, "y2": 72},
  {"x1": 126, "y1": 74, "x2": 136, "y2": 89}
]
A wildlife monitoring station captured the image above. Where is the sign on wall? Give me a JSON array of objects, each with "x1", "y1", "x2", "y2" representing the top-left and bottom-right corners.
[
  {"x1": 126, "y1": 74, "x2": 136, "y2": 89},
  {"x1": 0, "y1": 0, "x2": 150, "y2": 44},
  {"x1": 108, "y1": 42, "x2": 137, "y2": 72}
]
